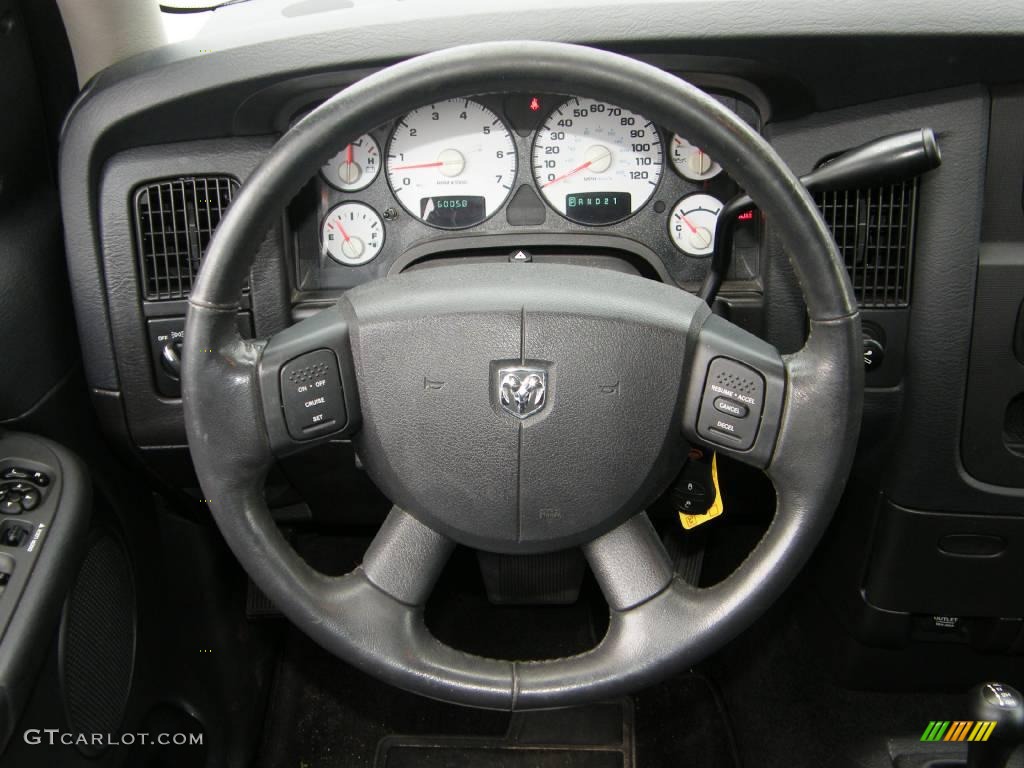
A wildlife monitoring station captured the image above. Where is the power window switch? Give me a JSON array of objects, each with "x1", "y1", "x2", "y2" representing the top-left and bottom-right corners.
[{"x1": 0, "y1": 524, "x2": 29, "y2": 547}]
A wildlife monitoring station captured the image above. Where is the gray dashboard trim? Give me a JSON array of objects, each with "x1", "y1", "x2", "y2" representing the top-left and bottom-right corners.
[{"x1": 58, "y1": 0, "x2": 1024, "y2": 391}]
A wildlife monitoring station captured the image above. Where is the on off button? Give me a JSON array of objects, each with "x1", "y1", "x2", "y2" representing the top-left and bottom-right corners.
[{"x1": 279, "y1": 350, "x2": 346, "y2": 440}]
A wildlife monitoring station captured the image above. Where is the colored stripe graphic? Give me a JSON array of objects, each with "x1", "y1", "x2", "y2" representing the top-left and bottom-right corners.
[
  {"x1": 944, "y1": 722, "x2": 971, "y2": 741},
  {"x1": 970, "y1": 722, "x2": 997, "y2": 742},
  {"x1": 921, "y1": 721, "x2": 950, "y2": 741},
  {"x1": 921, "y1": 721, "x2": 996, "y2": 742}
]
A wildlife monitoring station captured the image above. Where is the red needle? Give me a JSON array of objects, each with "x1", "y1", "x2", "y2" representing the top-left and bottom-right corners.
[
  {"x1": 677, "y1": 212, "x2": 698, "y2": 234},
  {"x1": 345, "y1": 144, "x2": 353, "y2": 164},
  {"x1": 391, "y1": 161, "x2": 445, "y2": 170},
  {"x1": 336, "y1": 221, "x2": 352, "y2": 242},
  {"x1": 542, "y1": 160, "x2": 594, "y2": 189}
]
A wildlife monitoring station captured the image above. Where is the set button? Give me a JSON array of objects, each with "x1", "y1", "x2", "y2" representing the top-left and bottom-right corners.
[{"x1": 279, "y1": 350, "x2": 347, "y2": 441}]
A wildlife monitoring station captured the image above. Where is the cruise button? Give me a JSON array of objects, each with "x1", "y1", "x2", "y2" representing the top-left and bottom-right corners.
[
  {"x1": 280, "y1": 349, "x2": 347, "y2": 441},
  {"x1": 714, "y1": 397, "x2": 748, "y2": 418}
]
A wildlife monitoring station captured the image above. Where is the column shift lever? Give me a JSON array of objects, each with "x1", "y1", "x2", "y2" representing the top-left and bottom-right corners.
[{"x1": 967, "y1": 682, "x2": 1024, "y2": 768}]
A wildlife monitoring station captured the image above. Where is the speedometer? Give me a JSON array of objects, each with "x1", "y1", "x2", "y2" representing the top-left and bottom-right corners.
[
  {"x1": 531, "y1": 98, "x2": 663, "y2": 225},
  {"x1": 386, "y1": 99, "x2": 517, "y2": 229}
]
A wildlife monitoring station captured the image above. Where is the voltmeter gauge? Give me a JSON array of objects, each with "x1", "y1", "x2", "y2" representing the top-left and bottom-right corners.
[
  {"x1": 669, "y1": 193, "x2": 722, "y2": 257},
  {"x1": 321, "y1": 134, "x2": 382, "y2": 192},
  {"x1": 321, "y1": 202, "x2": 384, "y2": 266},
  {"x1": 670, "y1": 135, "x2": 722, "y2": 181}
]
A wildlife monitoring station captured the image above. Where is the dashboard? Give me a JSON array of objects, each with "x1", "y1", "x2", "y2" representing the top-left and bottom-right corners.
[{"x1": 290, "y1": 91, "x2": 761, "y2": 297}]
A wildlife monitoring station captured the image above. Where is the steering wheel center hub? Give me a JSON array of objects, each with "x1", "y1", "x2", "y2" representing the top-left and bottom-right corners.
[{"x1": 346, "y1": 264, "x2": 709, "y2": 553}]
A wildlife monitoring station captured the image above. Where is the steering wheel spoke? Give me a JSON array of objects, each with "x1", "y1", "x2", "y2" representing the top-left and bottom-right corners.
[
  {"x1": 361, "y1": 508, "x2": 455, "y2": 606},
  {"x1": 682, "y1": 313, "x2": 788, "y2": 469},
  {"x1": 583, "y1": 513, "x2": 673, "y2": 611},
  {"x1": 255, "y1": 305, "x2": 361, "y2": 456}
]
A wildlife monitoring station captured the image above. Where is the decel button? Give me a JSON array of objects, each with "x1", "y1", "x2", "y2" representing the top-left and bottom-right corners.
[{"x1": 280, "y1": 350, "x2": 346, "y2": 440}]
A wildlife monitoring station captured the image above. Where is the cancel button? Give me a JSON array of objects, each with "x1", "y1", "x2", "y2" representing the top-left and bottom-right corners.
[{"x1": 713, "y1": 397, "x2": 748, "y2": 419}]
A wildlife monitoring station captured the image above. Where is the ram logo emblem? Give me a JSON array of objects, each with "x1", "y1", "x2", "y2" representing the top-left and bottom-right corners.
[{"x1": 497, "y1": 367, "x2": 548, "y2": 419}]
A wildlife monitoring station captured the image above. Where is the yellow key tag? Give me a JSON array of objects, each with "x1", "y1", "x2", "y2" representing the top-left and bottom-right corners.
[{"x1": 679, "y1": 452, "x2": 724, "y2": 530}]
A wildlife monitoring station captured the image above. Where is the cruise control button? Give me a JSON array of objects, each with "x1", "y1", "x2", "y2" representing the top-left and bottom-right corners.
[
  {"x1": 697, "y1": 357, "x2": 765, "y2": 451},
  {"x1": 280, "y1": 350, "x2": 346, "y2": 441},
  {"x1": 713, "y1": 397, "x2": 748, "y2": 418},
  {"x1": 19, "y1": 490, "x2": 39, "y2": 511}
]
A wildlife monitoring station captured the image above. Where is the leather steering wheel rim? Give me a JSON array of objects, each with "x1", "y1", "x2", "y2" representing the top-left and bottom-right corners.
[{"x1": 182, "y1": 41, "x2": 863, "y2": 709}]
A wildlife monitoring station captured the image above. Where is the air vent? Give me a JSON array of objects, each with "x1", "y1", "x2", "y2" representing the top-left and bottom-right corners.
[
  {"x1": 134, "y1": 176, "x2": 239, "y2": 301},
  {"x1": 816, "y1": 179, "x2": 918, "y2": 307}
]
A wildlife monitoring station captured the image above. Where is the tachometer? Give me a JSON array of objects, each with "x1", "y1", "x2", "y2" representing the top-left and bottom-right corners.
[
  {"x1": 386, "y1": 99, "x2": 517, "y2": 229},
  {"x1": 531, "y1": 98, "x2": 663, "y2": 224}
]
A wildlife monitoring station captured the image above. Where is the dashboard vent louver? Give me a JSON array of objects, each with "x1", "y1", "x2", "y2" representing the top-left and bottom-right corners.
[
  {"x1": 134, "y1": 176, "x2": 239, "y2": 301},
  {"x1": 815, "y1": 179, "x2": 918, "y2": 308}
]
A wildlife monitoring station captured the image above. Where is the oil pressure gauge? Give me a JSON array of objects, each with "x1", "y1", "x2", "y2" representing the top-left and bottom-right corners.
[
  {"x1": 321, "y1": 202, "x2": 384, "y2": 266},
  {"x1": 321, "y1": 134, "x2": 381, "y2": 192},
  {"x1": 670, "y1": 135, "x2": 722, "y2": 181},
  {"x1": 669, "y1": 193, "x2": 722, "y2": 257}
]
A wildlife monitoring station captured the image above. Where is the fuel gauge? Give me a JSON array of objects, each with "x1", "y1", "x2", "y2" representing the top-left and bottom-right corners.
[
  {"x1": 321, "y1": 134, "x2": 381, "y2": 192},
  {"x1": 669, "y1": 193, "x2": 722, "y2": 257},
  {"x1": 322, "y1": 202, "x2": 384, "y2": 266}
]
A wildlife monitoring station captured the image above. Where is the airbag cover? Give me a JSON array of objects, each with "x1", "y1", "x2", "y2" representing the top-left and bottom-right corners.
[{"x1": 345, "y1": 264, "x2": 708, "y2": 554}]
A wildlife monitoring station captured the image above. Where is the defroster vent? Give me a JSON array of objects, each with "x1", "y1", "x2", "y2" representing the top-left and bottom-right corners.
[
  {"x1": 816, "y1": 179, "x2": 918, "y2": 307},
  {"x1": 134, "y1": 176, "x2": 239, "y2": 300}
]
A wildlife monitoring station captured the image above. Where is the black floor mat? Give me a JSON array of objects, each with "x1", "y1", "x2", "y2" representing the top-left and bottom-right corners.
[
  {"x1": 374, "y1": 700, "x2": 633, "y2": 768},
  {"x1": 257, "y1": 626, "x2": 738, "y2": 768}
]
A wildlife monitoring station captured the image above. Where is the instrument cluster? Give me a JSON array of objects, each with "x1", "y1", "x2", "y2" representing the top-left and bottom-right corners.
[{"x1": 292, "y1": 91, "x2": 761, "y2": 293}]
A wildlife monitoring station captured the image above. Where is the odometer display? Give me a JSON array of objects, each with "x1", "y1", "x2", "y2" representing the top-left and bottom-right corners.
[
  {"x1": 420, "y1": 195, "x2": 486, "y2": 228},
  {"x1": 532, "y1": 99, "x2": 663, "y2": 224},
  {"x1": 386, "y1": 99, "x2": 517, "y2": 229}
]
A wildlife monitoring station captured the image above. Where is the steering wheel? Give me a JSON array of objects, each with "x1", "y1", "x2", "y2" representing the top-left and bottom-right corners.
[{"x1": 182, "y1": 41, "x2": 862, "y2": 709}]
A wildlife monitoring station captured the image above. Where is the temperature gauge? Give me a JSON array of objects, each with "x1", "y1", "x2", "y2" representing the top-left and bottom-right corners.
[
  {"x1": 321, "y1": 134, "x2": 381, "y2": 192},
  {"x1": 321, "y1": 202, "x2": 384, "y2": 266},
  {"x1": 670, "y1": 135, "x2": 722, "y2": 181},
  {"x1": 669, "y1": 193, "x2": 722, "y2": 257}
]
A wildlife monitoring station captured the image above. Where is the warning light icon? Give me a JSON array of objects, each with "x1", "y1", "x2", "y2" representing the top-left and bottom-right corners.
[{"x1": 529, "y1": 97, "x2": 541, "y2": 112}]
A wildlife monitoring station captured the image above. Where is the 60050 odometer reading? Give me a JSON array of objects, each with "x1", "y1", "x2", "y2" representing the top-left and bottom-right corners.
[{"x1": 532, "y1": 98, "x2": 663, "y2": 224}]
